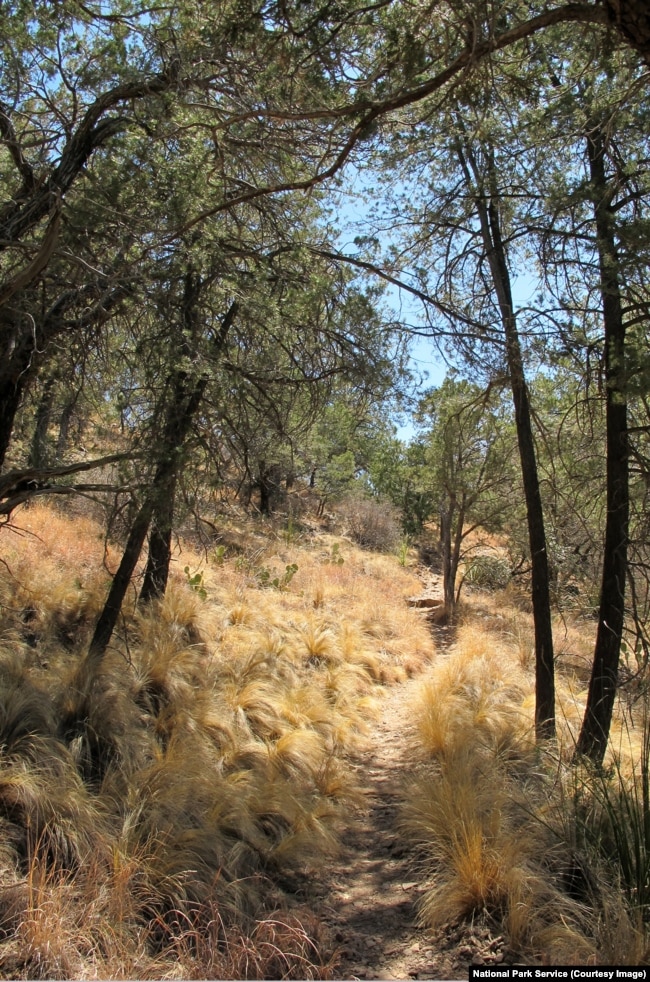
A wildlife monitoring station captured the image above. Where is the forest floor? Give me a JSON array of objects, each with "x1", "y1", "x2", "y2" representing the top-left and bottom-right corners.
[{"x1": 1, "y1": 505, "x2": 627, "y2": 978}]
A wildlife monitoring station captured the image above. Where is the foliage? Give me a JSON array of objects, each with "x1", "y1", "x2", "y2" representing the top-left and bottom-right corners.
[
  {"x1": 396, "y1": 537, "x2": 411, "y2": 567},
  {"x1": 564, "y1": 723, "x2": 650, "y2": 922},
  {"x1": 183, "y1": 566, "x2": 207, "y2": 600},
  {"x1": 323, "y1": 542, "x2": 345, "y2": 566},
  {"x1": 256, "y1": 562, "x2": 300, "y2": 591},
  {"x1": 463, "y1": 555, "x2": 511, "y2": 591}
]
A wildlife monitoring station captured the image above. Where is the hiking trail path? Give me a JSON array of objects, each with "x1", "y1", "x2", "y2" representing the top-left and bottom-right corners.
[{"x1": 307, "y1": 575, "x2": 506, "y2": 980}]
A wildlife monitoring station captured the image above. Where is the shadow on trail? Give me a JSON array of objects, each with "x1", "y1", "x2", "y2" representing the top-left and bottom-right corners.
[{"x1": 309, "y1": 676, "x2": 439, "y2": 980}]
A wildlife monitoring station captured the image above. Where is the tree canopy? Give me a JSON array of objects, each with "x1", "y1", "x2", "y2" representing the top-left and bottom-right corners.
[{"x1": 2, "y1": 0, "x2": 650, "y2": 760}]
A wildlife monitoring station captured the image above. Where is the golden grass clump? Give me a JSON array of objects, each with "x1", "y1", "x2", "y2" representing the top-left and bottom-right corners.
[
  {"x1": 0, "y1": 504, "x2": 116, "y2": 653},
  {"x1": 414, "y1": 625, "x2": 532, "y2": 760},
  {"x1": 404, "y1": 599, "x2": 650, "y2": 965},
  {"x1": 403, "y1": 748, "x2": 601, "y2": 963}
]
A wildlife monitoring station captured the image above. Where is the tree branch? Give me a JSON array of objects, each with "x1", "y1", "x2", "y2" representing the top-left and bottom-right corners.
[{"x1": 0, "y1": 452, "x2": 144, "y2": 503}]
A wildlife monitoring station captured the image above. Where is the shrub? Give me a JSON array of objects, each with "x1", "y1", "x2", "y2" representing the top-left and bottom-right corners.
[
  {"x1": 335, "y1": 495, "x2": 401, "y2": 552},
  {"x1": 463, "y1": 554, "x2": 511, "y2": 590}
]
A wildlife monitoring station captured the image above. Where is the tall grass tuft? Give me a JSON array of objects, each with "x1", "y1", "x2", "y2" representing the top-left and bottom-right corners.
[
  {"x1": 0, "y1": 500, "x2": 432, "y2": 977},
  {"x1": 559, "y1": 715, "x2": 650, "y2": 930},
  {"x1": 402, "y1": 617, "x2": 650, "y2": 964}
]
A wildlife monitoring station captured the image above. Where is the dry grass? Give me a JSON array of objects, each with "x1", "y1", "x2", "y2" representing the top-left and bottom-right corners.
[
  {"x1": 404, "y1": 600, "x2": 650, "y2": 965},
  {"x1": 414, "y1": 623, "x2": 533, "y2": 761},
  {"x1": 0, "y1": 502, "x2": 433, "y2": 978}
]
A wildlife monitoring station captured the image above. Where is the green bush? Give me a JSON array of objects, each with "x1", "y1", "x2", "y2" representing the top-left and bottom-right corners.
[{"x1": 463, "y1": 555, "x2": 511, "y2": 590}]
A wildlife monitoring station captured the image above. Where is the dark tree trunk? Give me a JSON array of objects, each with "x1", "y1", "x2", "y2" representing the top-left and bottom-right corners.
[
  {"x1": 461, "y1": 143, "x2": 556, "y2": 740},
  {"x1": 259, "y1": 468, "x2": 272, "y2": 516},
  {"x1": 56, "y1": 397, "x2": 77, "y2": 460},
  {"x1": 87, "y1": 377, "x2": 207, "y2": 666},
  {"x1": 137, "y1": 379, "x2": 204, "y2": 606},
  {"x1": 575, "y1": 128, "x2": 629, "y2": 765},
  {"x1": 257, "y1": 463, "x2": 282, "y2": 516},
  {"x1": 440, "y1": 504, "x2": 454, "y2": 611},
  {"x1": 0, "y1": 326, "x2": 34, "y2": 470},
  {"x1": 86, "y1": 496, "x2": 155, "y2": 669},
  {"x1": 505, "y1": 315, "x2": 556, "y2": 740},
  {"x1": 440, "y1": 498, "x2": 465, "y2": 618},
  {"x1": 451, "y1": 501, "x2": 465, "y2": 606},
  {"x1": 138, "y1": 508, "x2": 175, "y2": 606},
  {"x1": 28, "y1": 375, "x2": 57, "y2": 468},
  {"x1": 0, "y1": 384, "x2": 27, "y2": 472},
  {"x1": 603, "y1": 0, "x2": 650, "y2": 67},
  {"x1": 138, "y1": 295, "x2": 239, "y2": 606}
]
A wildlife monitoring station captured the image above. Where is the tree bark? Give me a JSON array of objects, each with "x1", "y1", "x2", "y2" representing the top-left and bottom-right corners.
[
  {"x1": 461, "y1": 143, "x2": 556, "y2": 740},
  {"x1": 258, "y1": 465, "x2": 273, "y2": 516},
  {"x1": 440, "y1": 497, "x2": 465, "y2": 618},
  {"x1": 86, "y1": 496, "x2": 155, "y2": 669},
  {"x1": 603, "y1": 0, "x2": 650, "y2": 67},
  {"x1": 440, "y1": 503, "x2": 454, "y2": 612},
  {"x1": 87, "y1": 368, "x2": 209, "y2": 665},
  {"x1": 56, "y1": 396, "x2": 78, "y2": 460},
  {"x1": 138, "y1": 508, "x2": 175, "y2": 607},
  {"x1": 137, "y1": 377, "x2": 206, "y2": 605},
  {"x1": 575, "y1": 126, "x2": 629, "y2": 765},
  {"x1": 28, "y1": 375, "x2": 57, "y2": 468},
  {"x1": 138, "y1": 296, "x2": 239, "y2": 606}
]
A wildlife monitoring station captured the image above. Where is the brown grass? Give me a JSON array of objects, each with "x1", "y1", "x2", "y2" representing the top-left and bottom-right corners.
[
  {"x1": 404, "y1": 591, "x2": 649, "y2": 965},
  {"x1": 0, "y1": 502, "x2": 433, "y2": 978}
]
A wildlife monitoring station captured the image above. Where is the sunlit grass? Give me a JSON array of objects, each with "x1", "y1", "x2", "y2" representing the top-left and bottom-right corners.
[
  {"x1": 0, "y1": 501, "x2": 433, "y2": 977},
  {"x1": 405, "y1": 592, "x2": 650, "y2": 964}
]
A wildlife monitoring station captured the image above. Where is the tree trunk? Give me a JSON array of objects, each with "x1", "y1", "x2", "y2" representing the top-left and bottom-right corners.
[
  {"x1": 603, "y1": 0, "x2": 650, "y2": 67},
  {"x1": 86, "y1": 496, "x2": 155, "y2": 669},
  {"x1": 440, "y1": 497, "x2": 465, "y2": 619},
  {"x1": 137, "y1": 380, "x2": 204, "y2": 606},
  {"x1": 440, "y1": 503, "x2": 454, "y2": 613},
  {"x1": 450, "y1": 500, "x2": 466, "y2": 608},
  {"x1": 575, "y1": 127, "x2": 629, "y2": 765},
  {"x1": 28, "y1": 375, "x2": 57, "y2": 468},
  {"x1": 87, "y1": 377, "x2": 207, "y2": 667},
  {"x1": 0, "y1": 332, "x2": 33, "y2": 470},
  {"x1": 138, "y1": 507, "x2": 175, "y2": 607},
  {"x1": 259, "y1": 467, "x2": 272, "y2": 516},
  {"x1": 138, "y1": 405, "x2": 205, "y2": 606},
  {"x1": 56, "y1": 397, "x2": 77, "y2": 460},
  {"x1": 461, "y1": 143, "x2": 556, "y2": 740},
  {"x1": 257, "y1": 463, "x2": 282, "y2": 516},
  {"x1": 138, "y1": 296, "x2": 239, "y2": 606}
]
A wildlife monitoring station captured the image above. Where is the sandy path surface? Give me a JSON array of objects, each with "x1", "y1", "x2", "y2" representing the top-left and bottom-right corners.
[
  {"x1": 311, "y1": 673, "x2": 459, "y2": 981},
  {"x1": 306, "y1": 580, "x2": 503, "y2": 980}
]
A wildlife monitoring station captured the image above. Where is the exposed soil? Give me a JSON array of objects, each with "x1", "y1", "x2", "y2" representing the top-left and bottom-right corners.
[{"x1": 307, "y1": 574, "x2": 508, "y2": 981}]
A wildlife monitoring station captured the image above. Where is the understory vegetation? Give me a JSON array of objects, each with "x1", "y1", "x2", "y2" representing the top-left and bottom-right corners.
[
  {"x1": 1, "y1": 499, "x2": 650, "y2": 974},
  {"x1": 405, "y1": 600, "x2": 650, "y2": 965},
  {"x1": 0, "y1": 500, "x2": 432, "y2": 979}
]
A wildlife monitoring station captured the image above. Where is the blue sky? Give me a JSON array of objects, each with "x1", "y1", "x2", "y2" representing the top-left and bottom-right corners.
[{"x1": 331, "y1": 169, "x2": 450, "y2": 442}]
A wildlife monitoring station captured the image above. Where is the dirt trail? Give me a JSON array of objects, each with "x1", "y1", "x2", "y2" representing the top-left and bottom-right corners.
[
  {"x1": 306, "y1": 576, "x2": 498, "y2": 980},
  {"x1": 311, "y1": 673, "x2": 458, "y2": 981}
]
